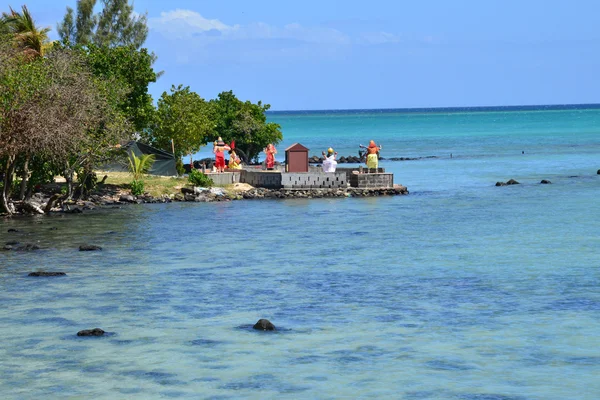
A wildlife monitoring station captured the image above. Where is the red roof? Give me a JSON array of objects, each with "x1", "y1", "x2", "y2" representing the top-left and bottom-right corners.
[{"x1": 285, "y1": 143, "x2": 309, "y2": 152}]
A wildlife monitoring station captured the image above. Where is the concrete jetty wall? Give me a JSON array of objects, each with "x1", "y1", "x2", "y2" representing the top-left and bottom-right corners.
[{"x1": 205, "y1": 168, "x2": 392, "y2": 189}]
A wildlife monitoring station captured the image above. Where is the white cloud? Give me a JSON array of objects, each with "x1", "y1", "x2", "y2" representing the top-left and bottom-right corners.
[
  {"x1": 149, "y1": 9, "x2": 349, "y2": 45},
  {"x1": 359, "y1": 31, "x2": 402, "y2": 45}
]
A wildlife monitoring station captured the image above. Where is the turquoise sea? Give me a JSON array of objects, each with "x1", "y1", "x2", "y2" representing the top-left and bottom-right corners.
[{"x1": 1, "y1": 106, "x2": 600, "y2": 399}]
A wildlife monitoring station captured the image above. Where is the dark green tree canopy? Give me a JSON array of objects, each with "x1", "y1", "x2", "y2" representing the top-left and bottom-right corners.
[
  {"x1": 76, "y1": 43, "x2": 157, "y2": 132},
  {"x1": 209, "y1": 91, "x2": 282, "y2": 163},
  {"x1": 57, "y1": 0, "x2": 148, "y2": 48},
  {"x1": 145, "y1": 85, "x2": 213, "y2": 160}
]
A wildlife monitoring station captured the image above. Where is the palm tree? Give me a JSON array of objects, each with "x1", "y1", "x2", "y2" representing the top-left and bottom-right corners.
[
  {"x1": 1, "y1": 5, "x2": 52, "y2": 58},
  {"x1": 128, "y1": 151, "x2": 156, "y2": 181}
]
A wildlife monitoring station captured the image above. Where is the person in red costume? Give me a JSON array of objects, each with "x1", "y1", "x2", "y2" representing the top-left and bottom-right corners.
[
  {"x1": 263, "y1": 143, "x2": 277, "y2": 170},
  {"x1": 213, "y1": 137, "x2": 230, "y2": 173}
]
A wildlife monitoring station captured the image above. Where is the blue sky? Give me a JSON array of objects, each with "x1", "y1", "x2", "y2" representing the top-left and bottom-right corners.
[{"x1": 3, "y1": 0, "x2": 600, "y2": 110}]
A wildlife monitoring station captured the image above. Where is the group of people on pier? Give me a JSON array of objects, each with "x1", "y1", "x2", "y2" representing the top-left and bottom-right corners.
[
  {"x1": 322, "y1": 140, "x2": 383, "y2": 172},
  {"x1": 212, "y1": 137, "x2": 242, "y2": 173},
  {"x1": 211, "y1": 137, "x2": 382, "y2": 173}
]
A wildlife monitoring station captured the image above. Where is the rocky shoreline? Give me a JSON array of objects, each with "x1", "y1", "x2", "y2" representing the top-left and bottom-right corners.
[{"x1": 2, "y1": 184, "x2": 409, "y2": 217}]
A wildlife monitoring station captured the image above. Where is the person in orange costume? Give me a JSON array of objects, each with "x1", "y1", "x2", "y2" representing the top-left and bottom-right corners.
[
  {"x1": 365, "y1": 140, "x2": 382, "y2": 171},
  {"x1": 263, "y1": 143, "x2": 277, "y2": 170}
]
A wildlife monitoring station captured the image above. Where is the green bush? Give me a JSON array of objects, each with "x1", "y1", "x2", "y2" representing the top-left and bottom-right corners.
[
  {"x1": 130, "y1": 179, "x2": 145, "y2": 196},
  {"x1": 188, "y1": 169, "x2": 213, "y2": 187},
  {"x1": 176, "y1": 158, "x2": 185, "y2": 176}
]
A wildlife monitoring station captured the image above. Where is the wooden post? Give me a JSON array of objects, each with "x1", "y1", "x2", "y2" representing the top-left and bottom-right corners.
[{"x1": 171, "y1": 139, "x2": 175, "y2": 155}]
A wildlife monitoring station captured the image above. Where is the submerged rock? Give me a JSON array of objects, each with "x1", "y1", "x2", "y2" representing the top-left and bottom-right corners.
[
  {"x1": 15, "y1": 243, "x2": 40, "y2": 251},
  {"x1": 253, "y1": 319, "x2": 276, "y2": 331},
  {"x1": 79, "y1": 245, "x2": 102, "y2": 251},
  {"x1": 7, "y1": 228, "x2": 19, "y2": 233},
  {"x1": 28, "y1": 272, "x2": 67, "y2": 277},
  {"x1": 496, "y1": 179, "x2": 519, "y2": 186},
  {"x1": 540, "y1": 180, "x2": 552, "y2": 184},
  {"x1": 77, "y1": 328, "x2": 105, "y2": 336}
]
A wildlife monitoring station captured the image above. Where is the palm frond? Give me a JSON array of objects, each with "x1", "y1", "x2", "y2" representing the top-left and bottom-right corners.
[
  {"x1": 127, "y1": 151, "x2": 155, "y2": 180},
  {"x1": 2, "y1": 5, "x2": 52, "y2": 57}
]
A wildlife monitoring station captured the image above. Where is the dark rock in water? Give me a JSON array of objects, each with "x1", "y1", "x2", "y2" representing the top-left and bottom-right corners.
[
  {"x1": 48, "y1": 227, "x2": 58, "y2": 231},
  {"x1": 495, "y1": 182, "x2": 507, "y2": 187},
  {"x1": 79, "y1": 245, "x2": 102, "y2": 251},
  {"x1": 253, "y1": 319, "x2": 276, "y2": 331},
  {"x1": 506, "y1": 179, "x2": 520, "y2": 185},
  {"x1": 15, "y1": 243, "x2": 40, "y2": 251},
  {"x1": 597, "y1": 169, "x2": 600, "y2": 175},
  {"x1": 5, "y1": 240, "x2": 19, "y2": 246},
  {"x1": 540, "y1": 180, "x2": 552, "y2": 184},
  {"x1": 28, "y1": 272, "x2": 66, "y2": 277},
  {"x1": 7, "y1": 228, "x2": 19, "y2": 233},
  {"x1": 64, "y1": 207, "x2": 83, "y2": 214},
  {"x1": 77, "y1": 328, "x2": 105, "y2": 336}
]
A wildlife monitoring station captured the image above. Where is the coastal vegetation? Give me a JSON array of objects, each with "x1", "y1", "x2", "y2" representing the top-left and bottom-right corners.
[
  {"x1": 127, "y1": 151, "x2": 155, "y2": 196},
  {"x1": 0, "y1": 1, "x2": 282, "y2": 215}
]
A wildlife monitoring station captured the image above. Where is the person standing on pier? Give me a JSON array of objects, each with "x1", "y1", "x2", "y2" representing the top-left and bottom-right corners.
[
  {"x1": 264, "y1": 143, "x2": 277, "y2": 170},
  {"x1": 213, "y1": 137, "x2": 230, "y2": 173},
  {"x1": 365, "y1": 140, "x2": 382, "y2": 172},
  {"x1": 322, "y1": 148, "x2": 338, "y2": 172}
]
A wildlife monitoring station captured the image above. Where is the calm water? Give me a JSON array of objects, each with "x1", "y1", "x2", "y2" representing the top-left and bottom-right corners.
[{"x1": 1, "y1": 107, "x2": 600, "y2": 399}]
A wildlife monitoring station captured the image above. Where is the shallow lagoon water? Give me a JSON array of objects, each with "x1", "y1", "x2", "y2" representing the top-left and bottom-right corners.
[{"x1": 1, "y1": 108, "x2": 600, "y2": 399}]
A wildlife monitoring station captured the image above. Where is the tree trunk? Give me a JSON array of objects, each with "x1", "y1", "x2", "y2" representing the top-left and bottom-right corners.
[
  {"x1": 64, "y1": 165, "x2": 75, "y2": 200},
  {"x1": 1, "y1": 157, "x2": 17, "y2": 215},
  {"x1": 235, "y1": 148, "x2": 249, "y2": 164},
  {"x1": 18, "y1": 157, "x2": 29, "y2": 200}
]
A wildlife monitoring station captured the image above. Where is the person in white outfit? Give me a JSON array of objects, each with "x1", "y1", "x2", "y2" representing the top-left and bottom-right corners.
[{"x1": 322, "y1": 148, "x2": 338, "y2": 172}]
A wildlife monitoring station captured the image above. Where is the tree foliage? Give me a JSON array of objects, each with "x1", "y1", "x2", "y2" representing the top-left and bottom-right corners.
[
  {"x1": 1, "y1": 5, "x2": 52, "y2": 58},
  {"x1": 209, "y1": 91, "x2": 282, "y2": 163},
  {"x1": 57, "y1": 0, "x2": 148, "y2": 48},
  {"x1": 145, "y1": 85, "x2": 213, "y2": 160},
  {"x1": 78, "y1": 44, "x2": 156, "y2": 132},
  {"x1": 0, "y1": 45, "x2": 129, "y2": 213}
]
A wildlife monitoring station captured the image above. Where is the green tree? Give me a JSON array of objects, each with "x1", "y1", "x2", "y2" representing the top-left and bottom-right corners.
[
  {"x1": 78, "y1": 43, "x2": 156, "y2": 132},
  {"x1": 57, "y1": 0, "x2": 148, "y2": 48},
  {"x1": 210, "y1": 91, "x2": 283, "y2": 163},
  {"x1": 57, "y1": 0, "x2": 96, "y2": 45},
  {"x1": 0, "y1": 45, "x2": 128, "y2": 214},
  {"x1": 1, "y1": 5, "x2": 52, "y2": 58},
  {"x1": 145, "y1": 85, "x2": 213, "y2": 161}
]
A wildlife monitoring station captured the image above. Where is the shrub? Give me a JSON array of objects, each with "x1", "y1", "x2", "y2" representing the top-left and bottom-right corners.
[
  {"x1": 127, "y1": 151, "x2": 155, "y2": 181},
  {"x1": 175, "y1": 158, "x2": 185, "y2": 176},
  {"x1": 130, "y1": 179, "x2": 145, "y2": 196},
  {"x1": 188, "y1": 169, "x2": 213, "y2": 187}
]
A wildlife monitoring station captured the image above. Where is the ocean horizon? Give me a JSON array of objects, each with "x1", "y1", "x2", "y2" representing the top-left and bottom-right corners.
[{"x1": 268, "y1": 102, "x2": 600, "y2": 115}]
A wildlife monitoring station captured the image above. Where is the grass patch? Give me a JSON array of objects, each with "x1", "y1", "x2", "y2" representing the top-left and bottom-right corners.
[{"x1": 95, "y1": 171, "x2": 187, "y2": 197}]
